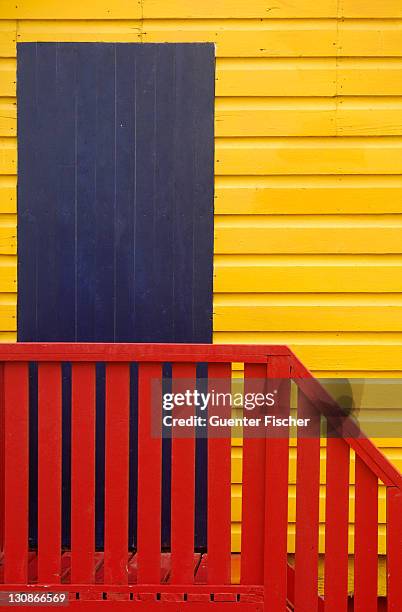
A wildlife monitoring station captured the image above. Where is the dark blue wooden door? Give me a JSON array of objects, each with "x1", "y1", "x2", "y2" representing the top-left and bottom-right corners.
[{"x1": 17, "y1": 42, "x2": 215, "y2": 550}]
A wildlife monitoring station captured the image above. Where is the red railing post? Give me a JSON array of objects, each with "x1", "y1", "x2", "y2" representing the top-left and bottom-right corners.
[
  {"x1": 207, "y1": 362, "x2": 232, "y2": 585},
  {"x1": 241, "y1": 362, "x2": 267, "y2": 585},
  {"x1": 37, "y1": 363, "x2": 62, "y2": 584},
  {"x1": 137, "y1": 362, "x2": 163, "y2": 585},
  {"x1": 3, "y1": 362, "x2": 29, "y2": 584},
  {"x1": 387, "y1": 487, "x2": 402, "y2": 611},
  {"x1": 264, "y1": 355, "x2": 291, "y2": 611},
  {"x1": 324, "y1": 438, "x2": 350, "y2": 612},
  {"x1": 71, "y1": 362, "x2": 96, "y2": 584},
  {"x1": 354, "y1": 456, "x2": 378, "y2": 612},
  {"x1": 294, "y1": 389, "x2": 321, "y2": 612},
  {"x1": 170, "y1": 363, "x2": 196, "y2": 585},
  {"x1": 104, "y1": 362, "x2": 130, "y2": 588}
]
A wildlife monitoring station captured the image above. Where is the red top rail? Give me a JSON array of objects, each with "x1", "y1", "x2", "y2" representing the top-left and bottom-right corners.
[{"x1": 0, "y1": 342, "x2": 289, "y2": 362}]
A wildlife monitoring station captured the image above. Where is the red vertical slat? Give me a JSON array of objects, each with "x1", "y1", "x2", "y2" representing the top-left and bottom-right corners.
[
  {"x1": 137, "y1": 362, "x2": 163, "y2": 584},
  {"x1": 240, "y1": 362, "x2": 266, "y2": 584},
  {"x1": 207, "y1": 362, "x2": 232, "y2": 584},
  {"x1": 354, "y1": 455, "x2": 378, "y2": 612},
  {"x1": 264, "y1": 355, "x2": 291, "y2": 611},
  {"x1": 3, "y1": 362, "x2": 29, "y2": 583},
  {"x1": 104, "y1": 363, "x2": 130, "y2": 585},
  {"x1": 294, "y1": 389, "x2": 321, "y2": 612},
  {"x1": 324, "y1": 438, "x2": 350, "y2": 612},
  {"x1": 71, "y1": 363, "x2": 96, "y2": 584},
  {"x1": 387, "y1": 487, "x2": 402, "y2": 612},
  {"x1": 38, "y1": 363, "x2": 62, "y2": 583},
  {"x1": 170, "y1": 363, "x2": 196, "y2": 584}
]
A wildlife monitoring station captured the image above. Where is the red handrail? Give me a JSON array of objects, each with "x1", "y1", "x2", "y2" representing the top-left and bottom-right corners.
[{"x1": 291, "y1": 352, "x2": 402, "y2": 490}]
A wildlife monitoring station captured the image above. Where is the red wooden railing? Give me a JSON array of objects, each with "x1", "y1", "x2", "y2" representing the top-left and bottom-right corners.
[{"x1": 0, "y1": 343, "x2": 400, "y2": 611}]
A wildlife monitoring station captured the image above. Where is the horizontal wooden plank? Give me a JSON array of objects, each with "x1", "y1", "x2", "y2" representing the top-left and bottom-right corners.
[
  {"x1": 0, "y1": 301, "x2": 16, "y2": 330},
  {"x1": 0, "y1": 176, "x2": 16, "y2": 212},
  {"x1": 214, "y1": 256, "x2": 402, "y2": 292},
  {"x1": 341, "y1": 1, "x2": 402, "y2": 18},
  {"x1": 216, "y1": 58, "x2": 402, "y2": 97},
  {"x1": 339, "y1": 59, "x2": 402, "y2": 96},
  {"x1": 337, "y1": 105, "x2": 402, "y2": 136},
  {"x1": 216, "y1": 58, "x2": 337, "y2": 97},
  {"x1": 10, "y1": 19, "x2": 402, "y2": 58},
  {"x1": 215, "y1": 176, "x2": 402, "y2": 214},
  {"x1": 216, "y1": 98, "x2": 402, "y2": 137},
  {"x1": 5, "y1": 54, "x2": 402, "y2": 100},
  {"x1": 17, "y1": 19, "x2": 141, "y2": 42},
  {"x1": 0, "y1": 152, "x2": 15, "y2": 174},
  {"x1": 0, "y1": 59, "x2": 15, "y2": 96},
  {"x1": 0, "y1": 21, "x2": 16, "y2": 57},
  {"x1": 0, "y1": 99, "x2": 16, "y2": 136},
  {"x1": 0, "y1": 257, "x2": 16, "y2": 291},
  {"x1": 0, "y1": 223, "x2": 16, "y2": 254},
  {"x1": 142, "y1": 0, "x2": 338, "y2": 18},
  {"x1": 143, "y1": 20, "x2": 338, "y2": 57},
  {"x1": 215, "y1": 215, "x2": 402, "y2": 254},
  {"x1": 143, "y1": 20, "x2": 402, "y2": 58},
  {"x1": 214, "y1": 300, "x2": 402, "y2": 332},
  {"x1": 7, "y1": 95, "x2": 402, "y2": 141},
  {"x1": 339, "y1": 20, "x2": 402, "y2": 57},
  {"x1": 0, "y1": 331, "x2": 15, "y2": 341},
  {"x1": 214, "y1": 333, "x2": 402, "y2": 370},
  {"x1": 1, "y1": 1, "x2": 142, "y2": 19},
  {"x1": 215, "y1": 137, "x2": 402, "y2": 175},
  {"x1": 216, "y1": 98, "x2": 334, "y2": 136}
]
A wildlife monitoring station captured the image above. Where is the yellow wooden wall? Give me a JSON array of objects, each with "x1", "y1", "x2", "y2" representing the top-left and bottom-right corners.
[{"x1": 1, "y1": 0, "x2": 402, "y2": 555}]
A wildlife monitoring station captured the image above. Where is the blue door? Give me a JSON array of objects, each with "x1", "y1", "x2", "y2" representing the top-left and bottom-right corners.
[{"x1": 17, "y1": 42, "x2": 215, "y2": 550}]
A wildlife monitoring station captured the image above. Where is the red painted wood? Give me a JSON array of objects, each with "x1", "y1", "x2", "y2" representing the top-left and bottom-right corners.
[
  {"x1": 288, "y1": 564, "x2": 325, "y2": 612},
  {"x1": 240, "y1": 363, "x2": 267, "y2": 585},
  {"x1": 354, "y1": 456, "x2": 378, "y2": 612},
  {"x1": 104, "y1": 363, "x2": 130, "y2": 585},
  {"x1": 71, "y1": 363, "x2": 96, "y2": 584},
  {"x1": 387, "y1": 487, "x2": 402, "y2": 612},
  {"x1": 207, "y1": 363, "x2": 232, "y2": 585},
  {"x1": 7, "y1": 602, "x2": 266, "y2": 611},
  {"x1": 129, "y1": 552, "x2": 172, "y2": 584},
  {"x1": 264, "y1": 355, "x2": 291, "y2": 612},
  {"x1": 324, "y1": 438, "x2": 350, "y2": 612},
  {"x1": 38, "y1": 363, "x2": 62, "y2": 583},
  {"x1": 170, "y1": 363, "x2": 196, "y2": 584},
  {"x1": 0, "y1": 582, "x2": 263, "y2": 595},
  {"x1": 137, "y1": 363, "x2": 163, "y2": 584},
  {"x1": 0, "y1": 343, "x2": 399, "y2": 610},
  {"x1": 0, "y1": 343, "x2": 289, "y2": 362},
  {"x1": 294, "y1": 389, "x2": 321, "y2": 612},
  {"x1": 3, "y1": 362, "x2": 29, "y2": 583}
]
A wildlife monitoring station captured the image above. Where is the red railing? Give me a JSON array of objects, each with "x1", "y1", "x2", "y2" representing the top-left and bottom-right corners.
[{"x1": 0, "y1": 343, "x2": 400, "y2": 611}]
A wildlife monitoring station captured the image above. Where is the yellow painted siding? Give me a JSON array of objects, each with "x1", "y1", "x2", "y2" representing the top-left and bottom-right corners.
[{"x1": 1, "y1": 1, "x2": 402, "y2": 557}]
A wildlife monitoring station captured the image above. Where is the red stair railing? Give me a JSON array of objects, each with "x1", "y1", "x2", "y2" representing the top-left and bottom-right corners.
[{"x1": 0, "y1": 343, "x2": 400, "y2": 611}]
